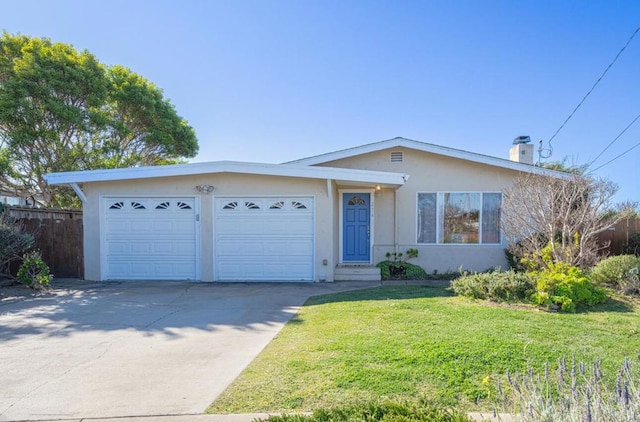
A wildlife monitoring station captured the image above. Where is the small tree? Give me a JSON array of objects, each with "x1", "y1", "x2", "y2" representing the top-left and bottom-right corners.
[
  {"x1": 502, "y1": 172, "x2": 635, "y2": 269},
  {"x1": 0, "y1": 211, "x2": 35, "y2": 277},
  {"x1": 17, "y1": 251, "x2": 52, "y2": 289}
]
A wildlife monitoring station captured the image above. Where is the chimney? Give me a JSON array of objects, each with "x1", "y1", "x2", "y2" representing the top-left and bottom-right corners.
[{"x1": 509, "y1": 135, "x2": 534, "y2": 165}]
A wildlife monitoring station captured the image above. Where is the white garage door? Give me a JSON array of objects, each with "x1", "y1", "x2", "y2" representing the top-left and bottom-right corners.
[
  {"x1": 215, "y1": 197, "x2": 314, "y2": 281},
  {"x1": 103, "y1": 197, "x2": 198, "y2": 280}
]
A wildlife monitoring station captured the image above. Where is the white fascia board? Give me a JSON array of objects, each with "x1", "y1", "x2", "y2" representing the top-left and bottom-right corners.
[
  {"x1": 285, "y1": 137, "x2": 410, "y2": 165},
  {"x1": 286, "y1": 137, "x2": 569, "y2": 179},
  {"x1": 44, "y1": 161, "x2": 408, "y2": 186}
]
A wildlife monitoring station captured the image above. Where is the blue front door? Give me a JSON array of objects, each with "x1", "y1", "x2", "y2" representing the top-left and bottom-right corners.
[{"x1": 343, "y1": 193, "x2": 370, "y2": 262}]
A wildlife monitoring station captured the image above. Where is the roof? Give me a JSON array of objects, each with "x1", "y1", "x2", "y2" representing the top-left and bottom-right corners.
[
  {"x1": 44, "y1": 137, "x2": 569, "y2": 187},
  {"x1": 286, "y1": 136, "x2": 569, "y2": 177},
  {"x1": 44, "y1": 160, "x2": 408, "y2": 187}
]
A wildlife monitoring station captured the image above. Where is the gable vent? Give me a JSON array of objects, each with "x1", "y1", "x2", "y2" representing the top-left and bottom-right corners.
[{"x1": 390, "y1": 151, "x2": 404, "y2": 162}]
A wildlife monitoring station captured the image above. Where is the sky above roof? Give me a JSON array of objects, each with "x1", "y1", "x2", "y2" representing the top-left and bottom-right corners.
[{"x1": 3, "y1": 1, "x2": 639, "y2": 202}]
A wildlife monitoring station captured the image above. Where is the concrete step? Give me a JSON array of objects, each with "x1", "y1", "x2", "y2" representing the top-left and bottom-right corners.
[{"x1": 334, "y1": 265, "x2": 381, "y2": 281}]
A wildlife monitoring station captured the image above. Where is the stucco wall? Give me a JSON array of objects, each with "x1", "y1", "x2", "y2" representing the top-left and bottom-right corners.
[
  {"x1": 79, "y1": 145, "x2": 531, "y2": 280},
  {"x1": 320, "y1": 147, "x2": 523, "y2": 273},
  {"x1": 81, "y1": 173, "x2": 334, "y2": 282}
]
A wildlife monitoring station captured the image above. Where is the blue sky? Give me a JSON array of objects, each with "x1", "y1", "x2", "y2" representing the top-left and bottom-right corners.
[{"x1": 3, "y1": 1, "x2": 639, "y2": 202}]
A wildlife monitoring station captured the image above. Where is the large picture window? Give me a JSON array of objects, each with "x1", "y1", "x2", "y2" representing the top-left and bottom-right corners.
[{"x1": 417, "y1": 192, "x2": 502, "y2": 244}]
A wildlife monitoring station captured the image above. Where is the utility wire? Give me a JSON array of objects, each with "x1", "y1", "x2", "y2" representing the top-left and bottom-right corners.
[
  {"x1": 591, "y1": 140, "x2": 640, "y2": 171},
  {"x1": 588, "y1": 111, "x2": 640, "y2": 166},
  {"x1": 545, "y1": 25, "x2": 640, "y2": 148}
]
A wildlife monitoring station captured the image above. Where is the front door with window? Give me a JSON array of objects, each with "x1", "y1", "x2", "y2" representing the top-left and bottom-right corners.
[{"x1": 342, "y1": 193, "x2": 370, "y2": 262}]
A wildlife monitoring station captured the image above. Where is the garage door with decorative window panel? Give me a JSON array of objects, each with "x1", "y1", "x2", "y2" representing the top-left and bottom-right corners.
[
  {"x1": 214, "y1": 197, "x2": 314, "y2": 281},
  {"x1": 103, "y1": 197, "x2": 199, "y2": 280}
]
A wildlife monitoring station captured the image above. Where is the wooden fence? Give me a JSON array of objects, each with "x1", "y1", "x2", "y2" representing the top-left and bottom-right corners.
[
  {"x1": 597, "y1": 217, "x2": 640, "y2": 256},
  {"x1": 7, "y1": 206, "x2": 84, "y2": 278}
]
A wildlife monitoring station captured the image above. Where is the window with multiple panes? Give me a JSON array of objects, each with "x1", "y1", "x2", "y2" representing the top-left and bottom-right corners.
[{"x1": 417, "y1": 192, "x2": 502, "y2": 244}]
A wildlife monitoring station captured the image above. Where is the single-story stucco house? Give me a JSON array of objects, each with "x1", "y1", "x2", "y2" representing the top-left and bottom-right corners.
[
  {"x1": 44, "y1": 136, "x2": 563, "y2": 282},
  {"x1": 0, "y1": 189, "x2": 27, "y2": 206}
]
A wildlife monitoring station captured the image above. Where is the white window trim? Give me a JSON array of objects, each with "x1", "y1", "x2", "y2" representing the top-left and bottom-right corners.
[
  {"x1": 415, "y1": 191, "x2": 503, "y2": 246},
  {"x1": 338, "y1": 188, "x2": 375, "y2": 264}
]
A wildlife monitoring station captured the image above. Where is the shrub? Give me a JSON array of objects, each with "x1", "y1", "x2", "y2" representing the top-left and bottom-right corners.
[
  {"x1": 377, "y1": 261, "x2": 428, "y2": 280},
  {"x1": 623, "y1": 233, "x2": 640, "y2": 256},
  {"x1": 378, "y1": 261, "x2": 392, "y2": 280},
  {"x1": 591, "y1": 255, "x2": 640, "y2": 295},
  {"x1": 520, "y1": 240, "x2": 562, "y2": 272},
  {"x1": 378, "y1": 249, "x2": 427, "y2": 280},
  {"x1": 17, "y1": 251, "x2": 52, "y2": 289},
  {"x1": 495, "y1": 357, "x2": 640, "y2": 421},
  {"x1": 505, "y1": 235, "x2": 547, "y2": 272},
  {"x1": 450, "y1": 270, "x2": 535, "y2": 302},
  {"x1": 530, "y1": 263, "x2": 606, "y2": 312},
  {"x1": 404, "y1": 262, "x2": 428, "y2": 280},
  {"x1": 0, "y1": 212, "x2": 35, "y2": 276},
  {"x1": 428, "y1": 269, "x2": 463, "y2": 280},
  {"x1": 504, "y1": 247, "x2": 525, "y2": 272},
  {"x1": 260, "y1": 400, "x2": 472, "y2": 421}
]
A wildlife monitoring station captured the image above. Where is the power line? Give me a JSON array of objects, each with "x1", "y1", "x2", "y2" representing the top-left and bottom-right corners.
[
  {"x1": 591, "y1": 140, "x2": 640, "y2": 171},
  {"x1": 545, "y1": 25, "x2": 640, "y2": 150},
  {"x1": 588, "y1": 111, "x2": 640, "y2": 167}
]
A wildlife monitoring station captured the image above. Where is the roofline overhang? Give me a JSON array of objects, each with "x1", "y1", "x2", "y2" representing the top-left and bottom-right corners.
[
  {"x1": 285, "y1": 137, "x2": 570, "y2": 178},
  {"x1": 44, "y1": 160, "x2": 408, "y2": 187}
]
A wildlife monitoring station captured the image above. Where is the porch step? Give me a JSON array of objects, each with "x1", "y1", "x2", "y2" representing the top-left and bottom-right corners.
[{"x1": 334, "y1": 265, "x2": 381, "y2": 282}]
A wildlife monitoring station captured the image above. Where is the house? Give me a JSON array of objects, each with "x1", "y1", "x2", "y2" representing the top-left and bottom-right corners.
[
  {"x1": 0, "y1": 189, "x2": 27, "y2": 206},
  {"x1": 44, "y1": 136, "x2": 562, "y2": 282}
]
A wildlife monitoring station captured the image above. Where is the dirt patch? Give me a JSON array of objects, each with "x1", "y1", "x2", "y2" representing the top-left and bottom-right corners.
[
  {"x1": 0, "y1": 279, "x2": 52, "y2": 303},
  {"x1": 465, "y1": 297, "x2": 541, "y2": 311}
]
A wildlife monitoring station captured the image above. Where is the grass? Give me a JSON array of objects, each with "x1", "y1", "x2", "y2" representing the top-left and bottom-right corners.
[
  {"x1": 207, "y1": 286, "x2": 640, "y2": 414},
  {"x1": 260, "y1": 401, "x2": 473, "y2": 422}
]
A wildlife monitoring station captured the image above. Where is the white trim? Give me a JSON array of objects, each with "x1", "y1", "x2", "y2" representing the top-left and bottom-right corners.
[
  {"x1": 326, "y1": 180, "x2": 335, "y2": 281},
  {"x1": 44, "y1": 160, "x2": 408, "y2": 187},
  {"x1": 99, "y1": 196, "x2": 106, "y2": 281},
  {"x1": 70, "y1": 183, "x2": 87, "y2": 204},
  {"x1": 338, "y1": 189, "x2": 375, "y2": 265},
  {"x1": 211, "y1": 195, "x2": 215, "y2": 280},
  {"x1": 394, "y1": 186, "x2": 400, "y2": 252},
  {"x1": 193, "y1": 196, "x2": 202, "y2": 281},
  {"x1": 287, "y1": 137, "x2": 570, "y2": 178},
  {"x1": 312, "y1": 194, "x2": 317, "y2": 281},
  {"x1": 99, "y1": 195, "x2": 201, "y2": 281},
  {"x1": 415, "y1": 191, "x2": 503, "y2": 246}
]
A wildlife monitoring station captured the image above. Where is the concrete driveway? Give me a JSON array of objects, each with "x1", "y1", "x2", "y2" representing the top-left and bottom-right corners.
[{"x1": 0, "y1": 280, "x2": 378, "y2": 421}]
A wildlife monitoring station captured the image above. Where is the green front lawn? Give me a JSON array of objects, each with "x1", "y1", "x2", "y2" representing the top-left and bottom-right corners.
[{"x1": 207, "y1": 286, "x2": 640, "y2": 414}]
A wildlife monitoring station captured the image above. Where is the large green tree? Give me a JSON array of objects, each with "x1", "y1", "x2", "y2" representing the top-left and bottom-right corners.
[{"x1": 0, "y1": 33, "x2": 198, "y2": 207}]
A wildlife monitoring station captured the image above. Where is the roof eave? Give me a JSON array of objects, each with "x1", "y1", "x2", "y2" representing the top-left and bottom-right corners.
[
  {"x1": 44, "y1": 161, "x2": 408, "y2": 187},
  {"x1": 285, "y1": 137, "x2": 569, "y2": 178}
]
